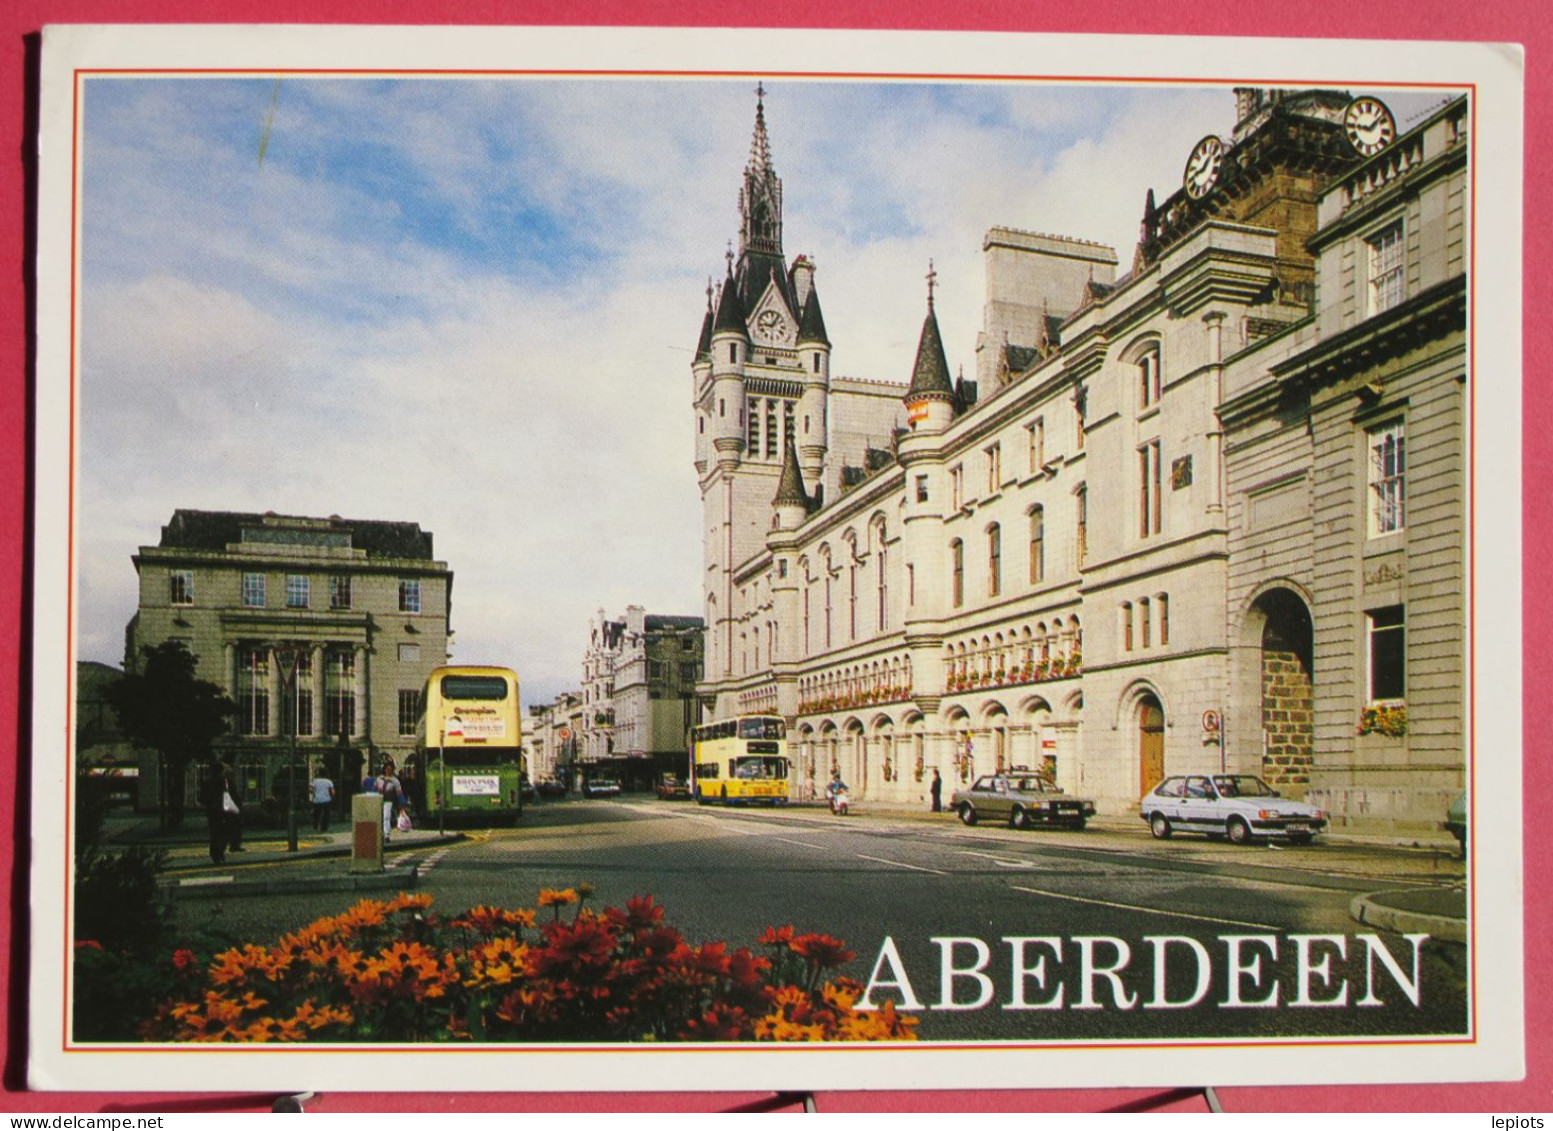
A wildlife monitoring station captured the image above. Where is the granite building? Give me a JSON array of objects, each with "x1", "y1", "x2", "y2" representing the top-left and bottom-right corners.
[
  {"x1": 690, "y1": 88, "x2": 1467, "y2": 837},
  {"x1": 124, "y1": 509, "x2": 453, "y2": 812}
]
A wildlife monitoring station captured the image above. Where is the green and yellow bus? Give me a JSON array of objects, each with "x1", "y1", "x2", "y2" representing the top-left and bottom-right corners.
[
  {"x1": 417, "y1": 665, "x2": 524, "y2": 825},
  {"x1": 690, "y1": 715, "x2": 789, "y2": 806}
]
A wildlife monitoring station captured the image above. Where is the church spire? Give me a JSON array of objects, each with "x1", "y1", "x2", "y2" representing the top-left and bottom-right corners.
[{"x1": 738, "y1": 83, "x2": 784, "y2": 260}]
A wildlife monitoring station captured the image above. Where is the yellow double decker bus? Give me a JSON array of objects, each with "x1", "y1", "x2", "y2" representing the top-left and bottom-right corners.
[
  {"x1": 690, "y1": 715, "x2": 789, "y2": 806},
  {"x1": 417, "y1": 665, "x2": 524, "y2": 826}
]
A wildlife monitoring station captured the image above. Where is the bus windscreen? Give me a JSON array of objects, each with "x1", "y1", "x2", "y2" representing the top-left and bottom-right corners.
[{"x1": 737, "y1": 717, "x2": 784, "y2": 740}]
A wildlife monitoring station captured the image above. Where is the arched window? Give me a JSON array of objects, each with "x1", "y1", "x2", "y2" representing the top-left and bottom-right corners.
[
  {"x1": 1140, "y1": 597, "x2": 1151, "y2": 648},
  {"x1": 1076, "y1": 483, "x2": 1088, "y2": 568},
  {"x1": 1139, "y1": 346, "x2": 1162, "y2": 410},
  {"x1": 1029, "y1": 505, "x2": 1045, "y2": 584},
  {"x1": 1158, "y1": 593, "x2": 1170, "y2": 646},
  {"x1": 987, "y1": 524, "x2": 1002, "y2": 597},
  {"x1": 1121, "y1": 602, "x2": 1134, "y2": 652},
  {"x1": 950, "y1": 540, "x2": 965, "y2": 608}
]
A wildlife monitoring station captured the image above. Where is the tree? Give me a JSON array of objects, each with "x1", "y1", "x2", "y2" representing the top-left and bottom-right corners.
[{"x1": 103, "y1": 641, "x2": 235, "y2": 828}]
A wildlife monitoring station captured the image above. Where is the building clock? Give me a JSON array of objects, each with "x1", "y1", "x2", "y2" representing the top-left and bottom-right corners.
[
  {"x1": 1343, "y1": 96, "x2": 1397, "y2": 157},
  {"x1": 755, "y1": 309, "x2": 787, "y2": 342},
  {"x1": 1183, "y1": 135, "x2": 1225, "y2": 200}
]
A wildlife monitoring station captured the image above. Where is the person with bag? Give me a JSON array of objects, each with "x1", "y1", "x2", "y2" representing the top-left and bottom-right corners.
[{"x1": 377, "y1": 764, "x2": 403, "y2": 843}]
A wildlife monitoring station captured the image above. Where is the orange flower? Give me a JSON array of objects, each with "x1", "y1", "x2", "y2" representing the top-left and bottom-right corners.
[
  {"x1": 537, "y1": 888, "x2": 578, "y2": 908},
  {"x1": 757, "y1": 925, "x2": 795, "y2": 947}
]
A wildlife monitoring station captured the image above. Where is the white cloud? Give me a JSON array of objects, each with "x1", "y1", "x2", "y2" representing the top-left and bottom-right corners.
[{"x1": 75, "y1": 75, "x2": 1370, "y2": 706}]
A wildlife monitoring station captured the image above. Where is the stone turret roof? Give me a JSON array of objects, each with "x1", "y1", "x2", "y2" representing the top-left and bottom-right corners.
[
  {"x1": 695, "y1": 284, "x2": 715, "y2": 359},
  {"x1": 907, "y1": 305, "x2": 955, "y2": 401},
  {"x1": 797, "y1": 287, "x2": 829, "y2": 346},
  {"x1": 713, "y1": 269, "x2": 749, "y2": 338},
  {"x1": 773, "y1": 437, "x2": 809, "y2": 508}
]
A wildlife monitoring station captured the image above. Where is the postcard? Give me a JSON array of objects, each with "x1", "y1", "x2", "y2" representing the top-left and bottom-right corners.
[{"x1": 29, "y1": 24, "x2": 1524, "y2": 1092}]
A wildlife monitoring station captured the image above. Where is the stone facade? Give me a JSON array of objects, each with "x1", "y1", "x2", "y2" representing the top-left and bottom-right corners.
[
  {"x1": 578, "y1": 606, "x2": 705, "y2": 789},
  {"x1": 692, "y1": 90, "x2": 1468, "y2": 837},
  {"x1": 125, "y1": 509, "x2": 452, "y2": 812}
]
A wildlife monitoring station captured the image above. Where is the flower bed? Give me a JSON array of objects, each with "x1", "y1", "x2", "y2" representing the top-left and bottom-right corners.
[{"x1": 142, "y1": 888, "x2": 917, "y2": 1044}]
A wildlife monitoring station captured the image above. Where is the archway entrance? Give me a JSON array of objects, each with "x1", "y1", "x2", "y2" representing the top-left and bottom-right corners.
[
  {"x1": 1255, "y1": 589, "x2": 1314, "y2": 792},
  {"x1": 1138, "y1": 693, "x2": 1165, "y2": 795}
]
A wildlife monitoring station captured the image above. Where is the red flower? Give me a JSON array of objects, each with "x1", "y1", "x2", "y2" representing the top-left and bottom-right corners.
[
  {"x1": 534, "y1": 917, "x2": 617, "y2": 974},
  {"x1": 171, "y1": 948, "x2": 199, "y2": 971},
  {"x1": 790, "y1": 933, "x2": 855, "y2": 969},
  {"x1": 758, "y1": 925, "x2": 795, "y2": 947}
]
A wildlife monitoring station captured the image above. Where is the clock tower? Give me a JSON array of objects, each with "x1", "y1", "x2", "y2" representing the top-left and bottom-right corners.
[
  {"x1": 1138, "y1": 88, "x2": 1397, "y2": 310},
  {"x1": 692, "y1": 88, "x2": 833, "y2": 686}
]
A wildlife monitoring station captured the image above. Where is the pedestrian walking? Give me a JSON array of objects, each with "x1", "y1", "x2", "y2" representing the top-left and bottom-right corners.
[
  {"x1": 311, "y1": 766, "x2": 336, "y2": 832},
  {"x1": 377, "y1": 764, "x2": 403, "y2": 842},
  {"x1": 930, "y1": 768, "x2": 943, "y2": 813},
  {"x1": 198, "y1": 761, "x2": 228, "y2": 865}
]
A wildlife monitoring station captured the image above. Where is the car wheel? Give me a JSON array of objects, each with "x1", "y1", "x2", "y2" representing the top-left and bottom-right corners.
[
  {"x1": 1288, "y1": 832, "x2": 1314, "y2": 846},
  {"x1": 1227, "y1": 816, "x2": 1252, "y2": 845},
  {"x1": 1149, "y1": 813, "x2": 1172, "y2": 839},
  {"x1": 958, "y1": 804, "x2": 978, "y2": 826},
  {"x1": 1009, "y1": 806, "x2": 1028, "y2": 830},
  {"x1": 1072, "y1": 818, "x2": 1088, "y2": 831}
]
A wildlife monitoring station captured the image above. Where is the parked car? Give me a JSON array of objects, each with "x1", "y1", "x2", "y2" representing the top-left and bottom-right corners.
[
  {"x1": 1445, "y1": 791, "x2": 1467, "y2": 857},
  {"x1": 583, "y1": 778, "x2": 621, "y2": 799},
  {"x1": 1141, "y1": 774, "x2": 1326, "y2": 845},
  {"x1": 519, "y1": 774, "x2": 539, "y2": 804},
  {"x1": 535, "y1": 777, "x2": 568, "y2": 799},
  {"x1": 656, "y1": 774, "x2": 692, "y2": 801},
  {"x1": 951, "y1": 772, "x2": 1096, "y2": 830}
]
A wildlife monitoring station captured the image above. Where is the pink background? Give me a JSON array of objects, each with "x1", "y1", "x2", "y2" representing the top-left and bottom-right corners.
[{"x1": 2, "y1": 1, "x2": 1543, "y2": 1113}]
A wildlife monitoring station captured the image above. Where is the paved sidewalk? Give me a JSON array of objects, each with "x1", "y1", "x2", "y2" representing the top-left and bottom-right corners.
[
  {"x1": 100, "y1": 813, "x2": 464, "y2": 901},
  {"x1": 1351, "y1": 886, "x2": 1468, "y2": 944}
]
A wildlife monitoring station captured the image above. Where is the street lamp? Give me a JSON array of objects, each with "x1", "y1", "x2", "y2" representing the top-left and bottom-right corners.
[{"x1": 273, "y1": 643, "x2": 306, "y2": 853}]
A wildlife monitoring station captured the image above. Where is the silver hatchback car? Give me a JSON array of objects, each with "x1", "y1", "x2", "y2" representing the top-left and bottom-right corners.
[{"x1": 1141, "y1": 774, "x2": 1326, "y2": 845}]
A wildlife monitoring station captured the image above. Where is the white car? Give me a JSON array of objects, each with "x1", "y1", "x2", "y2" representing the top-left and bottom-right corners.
[{"x1": 1141, "y1": 774, "x2": 1327, "y2": 845}]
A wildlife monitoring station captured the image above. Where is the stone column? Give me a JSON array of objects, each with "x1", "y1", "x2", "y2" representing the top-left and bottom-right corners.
[
  {"x1": 1204, "y1": 312, "x2": 1227, "y2": 515},
  {"x1": 353, "y1": 644, "x2": 367, "y2": 740},
  {"x1": 267, "y1": 646, "x2": 282, "y2": 736},
  {"x1": 311, "y1": 644, "x2": 325, "y2": 737},
  {"x1": 224, "y1": 643, "x2": 236, "y2": 700}
]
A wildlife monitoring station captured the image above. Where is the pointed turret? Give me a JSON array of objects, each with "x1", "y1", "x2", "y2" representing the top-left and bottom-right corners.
[
  {"x1": 772, "y1": 434, "x2": 810, "y2": 530},
  {"x1": 798, "y1": 287, "x2": 830, "y2": 346},
  {"x1": 903, "y1": 260, "x2": 956, "y2": 433},
  {"x1": 713, "y1": 265, "x2": 750, "y2": 340},
  {"x1": 695, "y1": 279, "x2": 715, "y2": 361}
]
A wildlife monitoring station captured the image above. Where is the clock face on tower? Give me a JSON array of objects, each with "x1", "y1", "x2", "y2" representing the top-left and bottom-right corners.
[
  {"x1": 1183, "y1": 136, "x2": 1225, "y2": 200},
  {"x1": 1343, "y1": 96, "x2": 1397, "y2": 157},
  {"x1": 755, "y1": 309, "x2": 787, "y2": 343}
]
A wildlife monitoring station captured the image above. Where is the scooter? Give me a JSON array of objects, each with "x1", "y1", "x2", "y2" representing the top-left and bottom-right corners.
[{"x1": 828, "y1": 786, "x2": 851, "y2": 816}]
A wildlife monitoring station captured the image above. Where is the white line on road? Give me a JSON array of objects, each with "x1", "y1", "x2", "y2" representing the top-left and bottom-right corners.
[
  {"x1": 1010, "y1": 885, "x2": 1280, "y2": 932},
  {"x1": 957, "y1": 850, "x2": 1039, "y2": 869},
  {"x1": 773, "y1": 836, "x2": 827, "y2": 850},
  {"x1": 855, "y1": 853, "x2": 945, "y2": 875}
]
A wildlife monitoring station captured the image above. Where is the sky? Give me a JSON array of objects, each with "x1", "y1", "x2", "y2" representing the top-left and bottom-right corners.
[{"x1": 74, "y1": 74, "x2": 1451, "y2": 707}]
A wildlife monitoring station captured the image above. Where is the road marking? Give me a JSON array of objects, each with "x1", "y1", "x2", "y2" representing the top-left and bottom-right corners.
[
  {"x1": 855, "y1": 853, "x2": 945, "y2": 875},
  {"x1": 1010, "y1": 885, "x2": 1280, "y2": 931},
  {"x1": 773, "y1": 836, "x2": 827, "y2": 850},
  {"x1": 178, "y1": 875, "x2": 234, "y2": 887},
  {"x1": 957, "y1": 850, "x2": 1039, "y2": 869}
]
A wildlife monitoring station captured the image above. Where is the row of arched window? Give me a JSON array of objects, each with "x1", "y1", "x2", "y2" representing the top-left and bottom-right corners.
[
  {"x1": 947, "y1": 504, "x2": 1055, "y2": 607},
  {"x1": 1120, "y1": 593, "x2": 1171, "y2": 652},
  {"x1": 797, "y1": 654, "x2": 914, "y2": 715},
  {"x1": 944, "y1": 618, "x2": 1082, "y2": 693}
]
